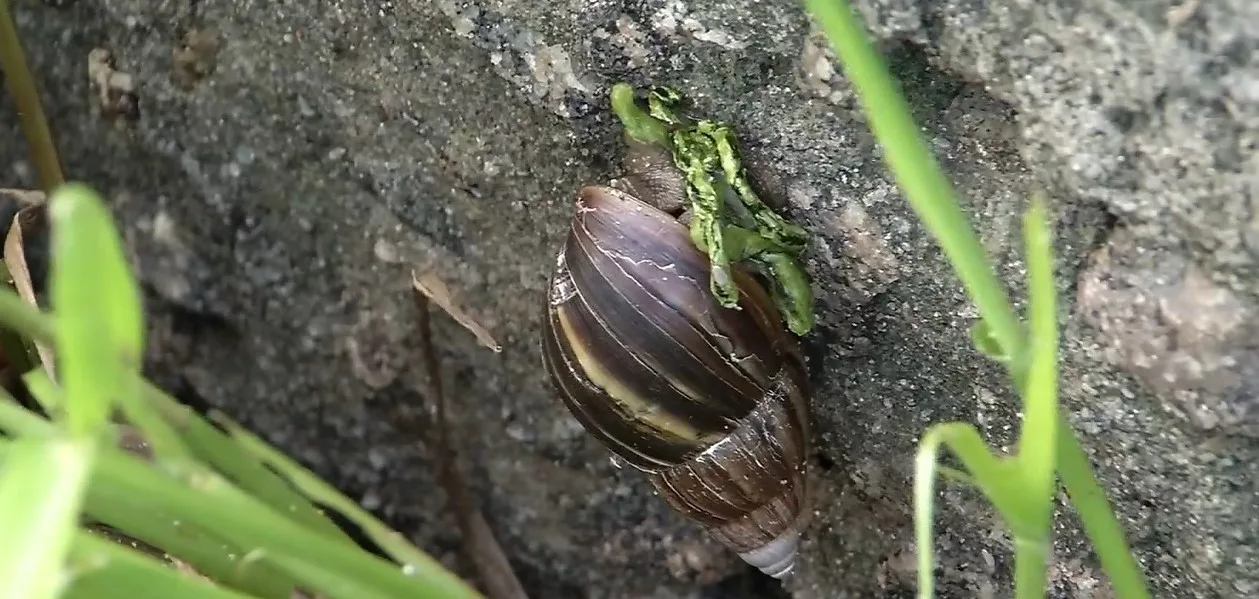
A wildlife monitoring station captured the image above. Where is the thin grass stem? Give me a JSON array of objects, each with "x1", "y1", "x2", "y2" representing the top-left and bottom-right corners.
[
  {"x1": 1056, "y1": 419, "x2": 1151, "y2": 599},
  {"x1": 64, "y1": 530, "x2": 262, "y2": 599},
  {"x1": 1012, "y1": 538, "x2": 1048, "y2": 599},
  {"x1": 0, "y1": 0, "x2": 64, "y2": 190},
  {"x1": 801, "y1": 0, "x2": 1025, "y2": 369}
]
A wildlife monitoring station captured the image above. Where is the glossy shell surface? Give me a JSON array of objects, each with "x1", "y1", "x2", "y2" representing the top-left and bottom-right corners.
[{"x1": 540, "y1": 185, "x2": 811, "y2": 578}]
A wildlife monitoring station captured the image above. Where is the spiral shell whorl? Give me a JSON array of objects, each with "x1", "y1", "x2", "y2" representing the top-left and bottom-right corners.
[
  {"x1": 739, "y1": 529, "x2": 800, "y2": 579},
  {"x1": 541, "y1": 184, "x2": 812, "y2": 578},
  {"x1": 648, "y1": 369, "x2": 810, "y2": 577}
]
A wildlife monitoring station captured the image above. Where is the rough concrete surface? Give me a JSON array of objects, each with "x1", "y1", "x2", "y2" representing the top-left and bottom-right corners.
[{"x1": 1, "y1": 0, "x2": 1255, "y2": 597}]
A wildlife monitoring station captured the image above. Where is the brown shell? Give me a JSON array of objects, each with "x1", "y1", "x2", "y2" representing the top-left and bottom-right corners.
[{"x1": 540, "y1": 184, "x2": 811, "y2": 577}]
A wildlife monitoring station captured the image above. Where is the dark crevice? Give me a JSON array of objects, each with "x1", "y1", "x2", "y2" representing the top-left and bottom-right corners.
[
  {"x1": 162, "y1": 373, "x2": 216, "y2": 419},
  {"x1": 156, "y1": 290, "x2": 240, "y2": 343},
  {"x1": 1058, "y1": 199, "x2": 1122, "y2": 305},
  {"x1": 1104, "y1": 106, "x2": 1142, "y2": 133},
  {"x1": 812, "y1": 450, "x2": 837, "y2": 472},
  {"x1": 880, "y1": 40, "x2": 965, "y2": 126},
  {"x1": 698, "y1": 564, "x2": 792, "y2": 599},
  {"x1": 314, "y1": 500, "x2": 395, "y2": 562},
  {"x1": 802, "y1": 326, "x2": 839, "y2": 387},
  {"x1": 507, "y1": 558, "x2": 587, "y2": 599}
]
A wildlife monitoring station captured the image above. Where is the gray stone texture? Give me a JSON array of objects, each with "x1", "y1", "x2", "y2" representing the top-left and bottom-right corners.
[{"x1": 1, "y1": 0, "x2": 1255, "y2": 597}]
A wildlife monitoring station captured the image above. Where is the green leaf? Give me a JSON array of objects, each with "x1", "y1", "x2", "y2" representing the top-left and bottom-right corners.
[
  {"x1": 1014, "y1": 195, "x2": 1059, "y2": 529},
  {"x1": 63, "y1": 530, "x2": 261, "y2": 599},
  {"x1": 267, "y1": 553, "x2": 397, "y2": 599},
  {"x1": 0, "y1": 435, "x2": 96, "y2": 599},
  {"x1": 79, "y1": 442, "x2": 483, "y2": 599},
  {"x1": 969, "y1": 320, "x2": 1008, "y2": 362},
  {"x1": 1057, "y1": 421, "x2": 1151, "y2": 599},
  {"x1": 48, "y1": 182, "x2": 145, "y2": 437},
  {"x1": 86, "y1": 481, "x2": 300, "y2": 599},
  {"x1": 22, "y1": 368, "x2": 64, "y2": 419},
  {"x1": 800, "y1": 1, "x2": 1152, "y2": 597},
  {"x1": 913, "y1": 423, "x2": 1003, "y2": 599},
  {"x1": 212, "y1": 413, "x2": 458, "y2": 582},
  {"x1": 800, "y1": 0, "x2": 1024, "y2": 374},
  {"x1": 140, "y1": 381, "x2": 354, "y2": 544},
  {"x1": 0, "y1": 388, "x2": 57, "y2": 436},
  {"x1": 0, "y1": 287, "x2": 54, "y2": 345}
]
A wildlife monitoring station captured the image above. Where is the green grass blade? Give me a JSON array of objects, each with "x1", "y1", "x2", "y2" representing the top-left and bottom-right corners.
[
  {"x1": 10, "y1": 344, "x2": 351, "y2": 543},
  {"x1": 0, "y1": 265, "x2": 37, "y2": 382},
  {"x1": 23, "y1": 368, "x2": 64, "y2": 418},
  {"x1": 0, "y1": 395, "x2": 302, "y2": 598},
  {"x1": 0, "y1": 0, "x2": 65, "y2": 190},
  {"x1": 48, "y1": 182, "x2": 144, "y2": 437},
  {"x1": 0, "y1": 287, "x2": 54, "y2": 345},
  {"x1": 1005, "y1": 197, "x2": 1059, "y2": 599},
  {"x1": 266, "y1": 554, "x2": 397, "y2": 599},
  {"x1": 801, "y1": 1, "x2": 1150, "y2": 597},
  {"x1": 914, "y1": 423, "x2": 1011, "y2": 599},
  {"x1": 0, "y1": 390, "x2": 55, "y2": 435},
  {"x1": 140, "y1": 381, "x2": 355, "y2": 543},
  {"x1": 47, "y1": 184, "x2": 197, "y2": 466},
  {"x1": 800, "y1": 0, "x2": 1025, "y2": 372},
  {"x1": 212, "y1": 412, "x2": 456, "y2": 578},
  {"x1": 914, "y1": 426, "x2": 949, "y2": 599},
  {"x1": 64, "y1": 530, "x2": 262, "y2": 599},
  {"x1": 969, "y1": 320, "x2": 1009, "y2": 363},
  {"x1": 86, "y1": 483, "x2": 299, "y2": 599},
  {"x1": 1012, "y1": 537, "x2": 1049, "y2": 599},
  {"x1": 0, "y1": 434, "x2": 473, "y2": 599},
  {"x1": 80, "y1": 443, "x2": 483, "y2": 598},
  {"x1": 1015, "y1": 196, "x2": 1058, "y2": 527},
  {"x1": 0, "y1": 435, "x2": 96, "y2": 599},
  {"x1": 1057, "y1": 421, "x2": 1151, "y2": 599}
]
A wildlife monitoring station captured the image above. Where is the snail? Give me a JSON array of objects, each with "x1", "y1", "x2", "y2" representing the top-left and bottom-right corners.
[{"x1": 540, "y1": 83, "x2": 817, "y2": 579}]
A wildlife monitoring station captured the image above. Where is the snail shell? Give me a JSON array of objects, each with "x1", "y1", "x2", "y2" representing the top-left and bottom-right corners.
[{"x1": 540, "y1": 184, "x2": 811, "y2": 578}]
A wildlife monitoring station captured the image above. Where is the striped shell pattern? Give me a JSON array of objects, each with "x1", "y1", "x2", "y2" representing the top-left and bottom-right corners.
[{"x1": 540, "y1": 183, "x2": 811, "y2": 579}]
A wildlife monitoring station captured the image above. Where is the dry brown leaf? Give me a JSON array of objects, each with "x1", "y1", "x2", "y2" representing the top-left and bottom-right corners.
[
  {"x1": 0, "y1": 188, "x2": 45, "y2": 208},
  {"x1": 411, "y1": 270, "x2": 502, "y2": 353},
  {"x1": 2, "y1": 199, "x2": 56, "y2": 379}
]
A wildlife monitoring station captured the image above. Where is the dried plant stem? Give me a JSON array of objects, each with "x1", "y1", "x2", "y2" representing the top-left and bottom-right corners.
[
  {"x1": 0, "y1": 0, "x2": 65, "y2": 191},
  {"x1": 414, "y1": 292, "x2": 528, "y2": 599}
]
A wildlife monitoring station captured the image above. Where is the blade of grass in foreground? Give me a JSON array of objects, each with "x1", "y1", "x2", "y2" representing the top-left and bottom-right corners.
[
  {"x1": 48, "y1": 182, "x2": 144, "y2": 437},
  {"x1": 213, "y1": 412, "x2": 457, "y2": 579},
  {"x1": 914, "y1": 423, "x2": 1030, "y2": 599},
  {"x1": 0, "y1": 287, "x2": 54, "y2": 349},
  {"x1": 86, "y1": 481, "x2": 300, "y2": 599},
  {"x1": 140, "y1": 381, "x2": 355, "y2": 544},
  {"x1": 0, "y1": 436, "x2": 96, "y2": 599},
  {"x1": 0, "y1": 0, "x2": 65, "y2": 190},
  {"x1": 1009, "y1": 198, "x2": 1058, "y2": 599},
  {"x1": 0, "y1": 181, "x2": 148, "y2": 599},
  {"x1": 801, "y1": 1, "x2": 1151, "y2": 597},
  {"x1": 0, "y1": 434, "x2": 482, "y2": 599},
  {"x1": 63, "y1": 530, "x2": 260, "y2": 599},
  {"x1": 1056, "y1": 425, "x2": 1151, "y2": 599},
  {"x1": 80, "y1": 442, "x2": 484, "y2": 599},
  {"x1": 266, "y1": 553, "x2": 398, "y2": 599},
  {"x1": 800, "y1": 0, "x2": 1024, "y2": 371},
  {"x1": 0, "y1": 396, "x2": 300, "y2": 598}
]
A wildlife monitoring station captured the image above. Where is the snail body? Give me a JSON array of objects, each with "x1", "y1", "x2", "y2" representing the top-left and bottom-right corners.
[
  {"x1": 541, "y1": 83, "x2": 815, "y2": 579},
  {"x1": 541, "y1": 189, "x2": 811, "y2": 577}
]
